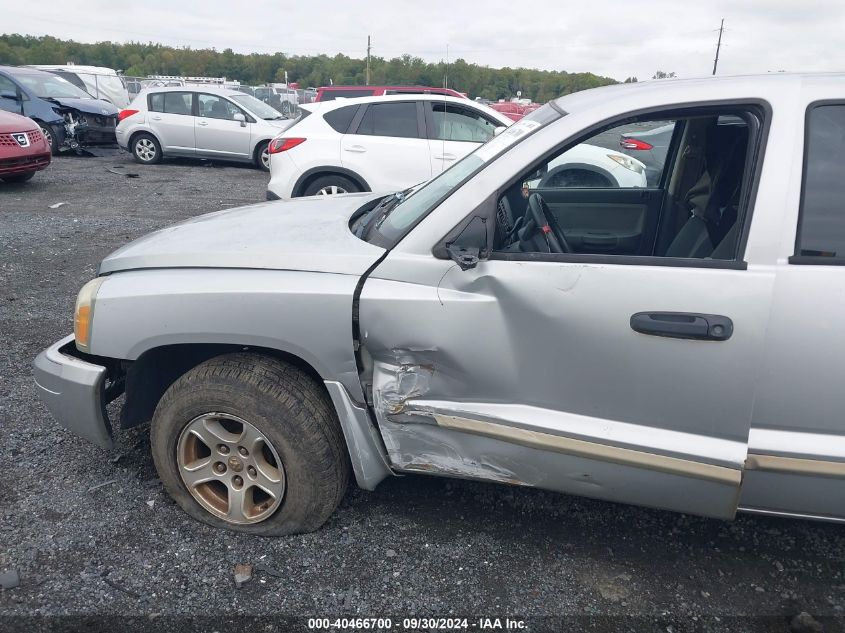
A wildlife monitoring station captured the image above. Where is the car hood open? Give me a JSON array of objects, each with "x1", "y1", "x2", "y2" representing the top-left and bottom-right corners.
[{"x1": 99, "y1": 193, "x2": 387, "y2": 276}]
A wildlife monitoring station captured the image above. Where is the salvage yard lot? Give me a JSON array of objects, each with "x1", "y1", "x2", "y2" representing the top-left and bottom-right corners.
[{"x1": 1, "y1": 154, "x2": 844, "y2": 630}]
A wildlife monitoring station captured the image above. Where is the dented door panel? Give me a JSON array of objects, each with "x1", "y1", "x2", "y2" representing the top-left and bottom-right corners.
[{"x1": 359, "y1": 256, "x2": 774, "y2": 519}]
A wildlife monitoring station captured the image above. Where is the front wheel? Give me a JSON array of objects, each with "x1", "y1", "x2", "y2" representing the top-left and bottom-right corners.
[{"x1": 150, "y1": 353, "x2": 350, "y2": 535}]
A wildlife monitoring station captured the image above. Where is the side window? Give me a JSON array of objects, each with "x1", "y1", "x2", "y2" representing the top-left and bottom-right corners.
[
  {"x1": 430, "y1": 103, "x2": 499, "y2": 142},
  {"x1": 795, "y1": 104, "x2": 845, "y2": 259},
  {"x1": 148, "y1": 92, "x2": 164, "y2": 112},
  {"x1": 494, "y1": 108, "x2": 757, "y2": 263},
  {"x1": 0, "y1": 74, "x2": 18, "y2": 95},
  {"x1": 618, "y1": 121, "x2": 676, "y2": 186},
  {"x1": 150, "y1": 92, "x2": 192, "y2": 115},
  {"x1": 198, "y1": 94, "x2": 242, "y2": 120},
  {"x1": 324, "y1": 105, "x2": 358, "y2": 133},
  {"x1": 529, "y1": 121, "x2": 668, "y2": 190},
  {"x1": 355, "y1": 102, "x2": 419, "y2": 139}
]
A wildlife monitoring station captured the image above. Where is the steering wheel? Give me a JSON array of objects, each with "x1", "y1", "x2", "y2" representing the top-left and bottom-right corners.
[{"x1": 527, "y1": 193, "x2": 572, "y2": 253}]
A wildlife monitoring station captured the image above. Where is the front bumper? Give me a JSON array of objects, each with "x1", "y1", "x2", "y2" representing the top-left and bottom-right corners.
[{"x1": 33, "y1": 335, "x2": 114, "y2": 449}]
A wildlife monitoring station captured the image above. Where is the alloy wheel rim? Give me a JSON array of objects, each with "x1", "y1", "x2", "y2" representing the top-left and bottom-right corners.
[
  {"x1": 317, "y1": 185, "x2": 347, "y2": 195},
  {"x1": 41, "y1": 126, "x2": 52, "y2": 146},
  {"x1": 261, "y1": 147, "x2": 270, "y2": 169},
  {"x1": 136, "y1": 138, "x2": 156, "y2": 162},
  {"x1": 176, "y1": 412, "x2": 286, "y2": 524}
]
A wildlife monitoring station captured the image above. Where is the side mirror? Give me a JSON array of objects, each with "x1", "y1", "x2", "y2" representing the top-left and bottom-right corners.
[
  {"x1": 0, "y1": 90, "x2": 19, "y2": 101},
  {"x1": 233, "y1": 113, "x2": 246, "y2": 127},
  {"x1": 493, "y1": 126, "x2": 506, "y2": 137}
]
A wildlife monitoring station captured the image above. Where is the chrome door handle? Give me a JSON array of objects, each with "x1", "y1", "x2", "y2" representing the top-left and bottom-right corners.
[
  {"x1": 630, "y1": 312, "x2": 733, "y2": 341},
  {"x1": 435, "y1": 153, "x2": 457, "y2": 160},
  {"x1": 197, "y1": 121, "x2": 209, "y2": 126},
  {"x1": 344, "y1": 145, "x2": 366, "y2": 153}
]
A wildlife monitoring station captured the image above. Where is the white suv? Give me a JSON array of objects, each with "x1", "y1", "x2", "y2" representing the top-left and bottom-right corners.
[
  {"x1": 117, "y1": 86, "x2": 297, "y2": 171},
  {"x1": 266, "y1": 94, "x2": 646, "y2": 199}
]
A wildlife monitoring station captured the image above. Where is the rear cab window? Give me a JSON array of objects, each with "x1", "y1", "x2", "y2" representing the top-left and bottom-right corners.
[{"x1": 793, "y1": 103, "x2": 845, "y2": 262}]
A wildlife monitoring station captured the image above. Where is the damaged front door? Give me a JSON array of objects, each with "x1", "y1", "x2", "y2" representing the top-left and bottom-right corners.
[{"x1": 359, "y1": 253, "x2": 768, "y2": 519}]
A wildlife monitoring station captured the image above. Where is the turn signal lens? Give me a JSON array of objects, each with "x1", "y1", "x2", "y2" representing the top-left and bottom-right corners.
[
  {"x1": 74, "y1": 278, "x2": 106, "y2": 352},
  {"x1": 268, "y1": 137, "x2": 306, "y2": 154}
]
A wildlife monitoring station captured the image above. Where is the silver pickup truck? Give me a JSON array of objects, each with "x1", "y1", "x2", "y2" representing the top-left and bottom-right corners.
[{"x1": 35, "y1": 73, "x2": 845, "y2": 534}]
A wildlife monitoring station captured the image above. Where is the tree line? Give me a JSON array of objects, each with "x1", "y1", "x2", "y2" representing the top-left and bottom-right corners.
[{"x1": 0, "y1": 34, "x2": 619, "y2": 102}]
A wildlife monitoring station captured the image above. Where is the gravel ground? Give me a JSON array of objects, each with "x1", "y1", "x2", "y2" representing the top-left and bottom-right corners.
[{"x1": 1, "y1": 152, "x2": 844, "y2": 632}]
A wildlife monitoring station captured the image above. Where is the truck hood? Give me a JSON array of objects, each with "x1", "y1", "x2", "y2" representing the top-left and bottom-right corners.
[
  {"x1": 99, "y1": 193, "x2": 387, "y2": 276},
  {"x1": 44, "y1": 97, "x2": 119, "y2": 116}
]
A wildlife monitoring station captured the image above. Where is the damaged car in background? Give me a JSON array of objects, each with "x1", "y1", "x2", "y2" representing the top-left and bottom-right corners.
[
  {"x1": 0, "y1": 65, "x2": 118, "y2": 154},
  {"x1": 34, "y1": 73, "x2": 845, "y2": 534}
]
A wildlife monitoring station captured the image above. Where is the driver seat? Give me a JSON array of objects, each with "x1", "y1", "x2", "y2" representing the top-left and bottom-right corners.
[{"x1": 664, "y1": 126, "x2": 747, "y2": 259}]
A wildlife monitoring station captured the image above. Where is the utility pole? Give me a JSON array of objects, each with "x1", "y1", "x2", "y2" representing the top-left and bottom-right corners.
[
  {"x1": 712, "y1": 18, "x2": 724, "y2": 75},
  {"x1": 366, "y1": 35, "x2": 371, "y2": 85},
  {"x1": 444, "y1": 43, "x2": 449, "y2": 89}
]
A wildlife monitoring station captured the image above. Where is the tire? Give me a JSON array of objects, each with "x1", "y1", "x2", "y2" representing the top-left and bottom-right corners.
[
  {"x1": 302, "y1": 174, "x2": 360, "y2": 197},
  {"x1": 131, "y1": 133, "x2": 162, "y2": 165},
  {"x1": 255, "y1": 141, "x2": 270, "y2": 171},
  {"x1": 38, "y1": 123, "x2": 60, "y2": 155},
  {"x1": 150, "y1": 353, "x2": 350, "y2": 535},
  {"x1": 1, "y1": 172, "x2": 35, "y2": 183}
]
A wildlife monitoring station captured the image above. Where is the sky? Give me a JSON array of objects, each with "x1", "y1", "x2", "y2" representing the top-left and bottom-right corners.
[{"x1": 2, "y1": 0, "x2": 844, "y2": 81}]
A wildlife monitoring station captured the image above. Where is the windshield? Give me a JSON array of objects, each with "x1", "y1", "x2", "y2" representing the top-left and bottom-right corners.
[
  {"x1": 230, "y1": 93, "x2": 283, "y2": 119},
  {"x1": 372, "y1": 102, "x2": 563, "y2": 244},
  {"x1": 15, "y1": 73, "x2": 93, "y2": 99}
]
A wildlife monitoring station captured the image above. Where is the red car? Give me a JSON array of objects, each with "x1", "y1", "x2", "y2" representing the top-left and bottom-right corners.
[
  {"x1": 315, "y1": 85, "x2": 466, "y2": 102},
  {"x1": 488, "y1": 101, "x2": 541, "y2": 122},
  {"x1": 0, "y1": 111, "x2": 51, "y2": 183}
]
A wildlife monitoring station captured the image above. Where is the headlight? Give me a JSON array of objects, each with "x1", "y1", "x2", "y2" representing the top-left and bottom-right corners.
[
  {"x1": 74, "y1": 277, "x2": 106, "y2": 353},
  {"x1": 607, "y1": 154, "x2": 645, "y2": 174}
]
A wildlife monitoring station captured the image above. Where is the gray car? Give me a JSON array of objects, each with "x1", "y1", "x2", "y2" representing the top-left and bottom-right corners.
[{"x1": 34, "y1": 73, "x2": 845, "y2": 534}]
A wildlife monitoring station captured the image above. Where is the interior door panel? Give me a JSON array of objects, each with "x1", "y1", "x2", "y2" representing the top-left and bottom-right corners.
[{"x1": 534, "y1": 187, "x2": 665, "y2": 255}]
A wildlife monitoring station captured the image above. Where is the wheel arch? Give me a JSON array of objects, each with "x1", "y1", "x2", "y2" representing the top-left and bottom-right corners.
[
  {"x1": 292, "y1": 166, "x2": 370, "y2": 198},
  {"x1": 120, "y1": 343, "x2": 323, "y2": 430},
  {"x1": 253, "y1": 138, "x2": 272, "y2": 161},
  {"x1": 121, "y1": 342, "x2": 392, "y2": 490}
]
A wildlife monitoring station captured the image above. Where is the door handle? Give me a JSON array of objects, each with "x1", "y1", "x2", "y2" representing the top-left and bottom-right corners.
[
  {"x1": 434, "y1": 153, "x2": 457, "y2": 160},
  {"x1": 151, "y1": 115, "x2": 162, "y2": 121},
  {"x1": 630, "y1": 312, "x2": 733, "y2": 341},
  {"x1": 344, "y1": 145, "x2": 366, "y2": 153},
  {"x1": 197, "y1": 121, "x2": 209, "y2": 126}
]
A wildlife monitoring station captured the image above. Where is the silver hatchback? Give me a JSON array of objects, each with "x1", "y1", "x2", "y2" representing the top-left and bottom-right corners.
[{"x1": 116, "y1": 86, "x2": 296, "y2": 170}]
